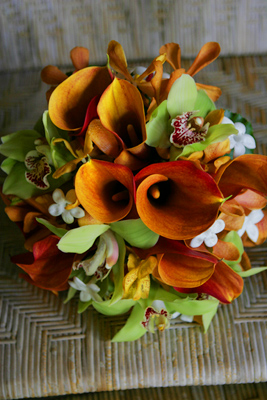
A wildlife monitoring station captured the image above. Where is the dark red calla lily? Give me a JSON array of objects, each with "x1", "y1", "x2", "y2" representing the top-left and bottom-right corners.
[{"x1": 12, "y1": 235, "x2": 74, "y2": 292}]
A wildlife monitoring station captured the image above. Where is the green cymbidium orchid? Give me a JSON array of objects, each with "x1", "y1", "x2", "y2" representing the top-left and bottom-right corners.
[{"x1": 146, "y1": 74, "x2": 238, "y2": 160}]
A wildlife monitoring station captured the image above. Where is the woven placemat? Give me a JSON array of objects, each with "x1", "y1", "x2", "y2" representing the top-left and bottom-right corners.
[
  {"x1": 1, "y1": 56, "x2": 267, "y2": 399},
  {"x1": 1, "y1": 0, "x2": 267, "y2": 71}
]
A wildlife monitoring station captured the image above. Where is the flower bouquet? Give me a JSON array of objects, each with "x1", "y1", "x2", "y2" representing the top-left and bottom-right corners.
[{"x1": 1, "y1": 41, "x2": 267, "y2": 342}]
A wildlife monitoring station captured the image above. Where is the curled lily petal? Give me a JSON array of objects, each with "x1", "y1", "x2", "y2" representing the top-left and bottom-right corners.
[
  {"x1": 70, "y1": 46, "x2": 89, "y2": 70},
  {"x1": 88, "y1": 119, "x2": 122, "y2": 158},
  {"x1": 75, "y1": 159, "x2": 135, "y2": 223},
  {"x1": 49, "y1": 66, "x2": 112, "y2": 131},
  {"x1": 215, "y1": 154, "x2": 267, "y2": 198},
  {"x1": 177, "y1": 260, "x2": 243, "y2": 304},
  {"x1": 135, "y1": 161, "x2": 223, "y2": 240},
  {"x1": 186, "y1": 42, "x2": 221, "y2": 76},
  {"x1": 97, "y1": 78, "x2": 147, "y2": 148},
  {"x1": 234, "y1": 189, "x2": 267, "y2": 210}
]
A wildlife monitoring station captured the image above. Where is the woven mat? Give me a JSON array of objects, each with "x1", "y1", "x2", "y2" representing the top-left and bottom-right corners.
[
  {"x1": 1, "y1": 0, "x2": 267, "y2": 71},
  {"x1": 1, "y1": 56, "x2": 267, "y2": 399}
]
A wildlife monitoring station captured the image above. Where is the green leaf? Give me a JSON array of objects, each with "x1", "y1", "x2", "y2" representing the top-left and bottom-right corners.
[
  {"x1": 0, "y1": 130, "x2": 40, "y2": 161},
  {"x1": 57, "y1": 224, "x2": 110, "y2": 253},
  {"x1": 111, "y1": 303, "x2": 147, "y2": 342},
  {"x1": 109, "y1": 233, "x2": 126, "y2": 305},
  {"x1": 92, "y1": 298, "x2": 135, "y2": 316},
  {"x1": 110, "y1": 219, "x2": 159, "y2": 249},
  {"x1": 222, "y1": 230, "x2": 244, "y2": 266},
  {"x1": 167, "y1": 74, "x2": 198, "y2": 119},
  {"x1": 146, "y1": 100, "x2": 171, "y2": 148},
  {"x1": 43, "y1": 111, "x2": 69, "y2": 144},
  {"x1": 165, "y1": 297, "x2": 219, "y2": 316},
  {"x1": 51, "y1": 140, "x2": 75, "y2": 169},
  {"x1": 194, "y1": 89, "x2": 216, "y2": 118},
  {"x1": 238, "y1": 266, "x2": 267, "y2": 277},
  {"x1": 202, "y1": 301, "x2": 219, "y2": 332},
  {"x1": 2, "y1": 161, "x2": 72, "y2": 200},
  {"x1": 78, "y1": 299, "x2": 92, "y2": 313},
  {"x1": 36, "y1": 218, "x2": 68, "y2": 238},
  {"x1": 1, "y1": 158, "x2": 17, "y2": 174}
]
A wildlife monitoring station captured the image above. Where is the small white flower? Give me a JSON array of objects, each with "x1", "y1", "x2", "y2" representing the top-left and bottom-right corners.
[
  {"x1": 68, "y1": 277, "x2": 102, "y2": 302},
  {"x1": 222, "y1": 116, "x2": 256, "y2": 158},
  {"x1": 238, "y1": 209, "x2": 264, "y2": 243},
  {"x1": 190, "y1": 219, "x2": 225, "y2": 248},
  {"x1": 48, "y1": 188, "x2": 85, "y2": 224}
]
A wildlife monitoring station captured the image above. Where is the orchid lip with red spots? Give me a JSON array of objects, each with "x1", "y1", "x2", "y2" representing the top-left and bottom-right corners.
[
  {"x1": 170, "y1": 111, "x2": 209, "y2": 147},
  {"x1": 25, "y1": 150, "x2": 51, "y2": 189}
]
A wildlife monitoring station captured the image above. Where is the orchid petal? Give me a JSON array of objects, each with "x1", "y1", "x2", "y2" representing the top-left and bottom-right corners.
[
  {"x1": 186, "y1": 42, "x2": 221, "y2": 76},
  {"x1": 41, "y1": 65, "x2": 67, "y2": 85},
  {"x1": 195, "y1": 83, "x2": 222, "y2": 101},
  {"x1": 159, "y1": 43, "x2": 181, "y2": 70},
  {"x1": 49, "y1": 66, "x2": 112, "y2": 131},
  {"x1": 167, "y1": 74, "x2": 198, "y2": 119},
  {"x1": 70, "y1": 46, "x2": 89, "y2": 70},
  {"x1": 107, "y1": 40, "x2": 133, "y2": 82}
]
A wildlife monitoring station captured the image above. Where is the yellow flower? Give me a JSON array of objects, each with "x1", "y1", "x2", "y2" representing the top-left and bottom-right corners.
[{"x1": 123, "y1": 253, "x2": 157, "y2": 300}]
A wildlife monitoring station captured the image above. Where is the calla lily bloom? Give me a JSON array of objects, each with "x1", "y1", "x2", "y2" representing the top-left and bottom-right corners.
[
  {"x1": 11, "y1": 235, "x2": 74, "y2": 292},
  {"x1": 97, "y1": 78, "x2": 152, "y2": 170},
  {"x1": 159, "y1": 41, "x2": 222, "y2": 101},
  {"x1": 49, "y1": 66, "x2": 112, "y2": 131},
  {"x1": 75, "y1": 159, "x2": 135, "y2": 223},
  {"x1": 135, "y1": 160, "x2": 224, "y2": 240}
]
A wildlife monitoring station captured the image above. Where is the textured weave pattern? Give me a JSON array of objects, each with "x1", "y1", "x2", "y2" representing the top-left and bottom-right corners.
[
  {"x1": 1, "y1": 56, "x2": 267, "y2": 399},
  {"x1": 1, "y1": 0, "x2": 267, "y2": 71}
]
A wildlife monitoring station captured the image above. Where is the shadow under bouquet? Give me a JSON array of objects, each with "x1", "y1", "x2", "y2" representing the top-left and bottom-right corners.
[{"x1": 1, "y1": 41, "x2": 267, "y2": 342}]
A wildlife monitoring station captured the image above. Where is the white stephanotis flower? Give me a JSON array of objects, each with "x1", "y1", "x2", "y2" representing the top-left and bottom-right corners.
[
  {"x1": 222, "y1": 116, "x2": 256, "y2": 158},
  {"x1": 237, "y1": 209, "x2": 264, "y2": 243},
  {"x1": 48, "y1": 188, "x2": 85, "y2": 224},
  {"x1": 190, "y1": 219, "x2": 225, "y2": 248},
  {"x1": 68, "y1": 277, "x2": 102, "y2": 302}
]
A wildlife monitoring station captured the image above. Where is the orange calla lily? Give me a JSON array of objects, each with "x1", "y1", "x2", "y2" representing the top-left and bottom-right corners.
[
  {"x1": 175, "y1": 260, "x2": 244, "y2": 304},
  {"x1": 12, "y1": 235, "x2": 74, "y2": 292},
  {"x1": 215, "y1": 154, "x2": 267, "y2": 199},
  {"x1": 49, "y1": 66, "x2": 112, "y2": 131},
  {"x1": 135, "y1": 160, "x2": 224, "y2": 240},
  {"x1": 75, "y1": 159, "x2": 135, "y2": 223},
  {"x1": 97, "y1": 77, "x2": 153, "y2": 169}
]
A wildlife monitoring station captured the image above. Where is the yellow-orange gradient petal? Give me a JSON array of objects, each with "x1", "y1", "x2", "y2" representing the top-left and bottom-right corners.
[
  {"x1": 196, "y1": 83, "x2": 222, "y2": 101},
  {"x1": 107, "y1": 40, "x2": 133, "y2": 82},
  {"x1": 97, "y1": 78, "x2": 147, "y2": 148},
  {"x1": 75, "y1": 159, "x2": 135, "y2": 223},
  {"x1": 135, "y1": 161, "x2": 223, "y2": 240},
  {"x1": 41, "y1": 65, "x2": 67, "y2": 85},
  {"x1": 186, "y1": 42, "x2": 221, "y2": 76},
  {"x1": 49, "y1": 66, "x2": 112, "y2": 131}
]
